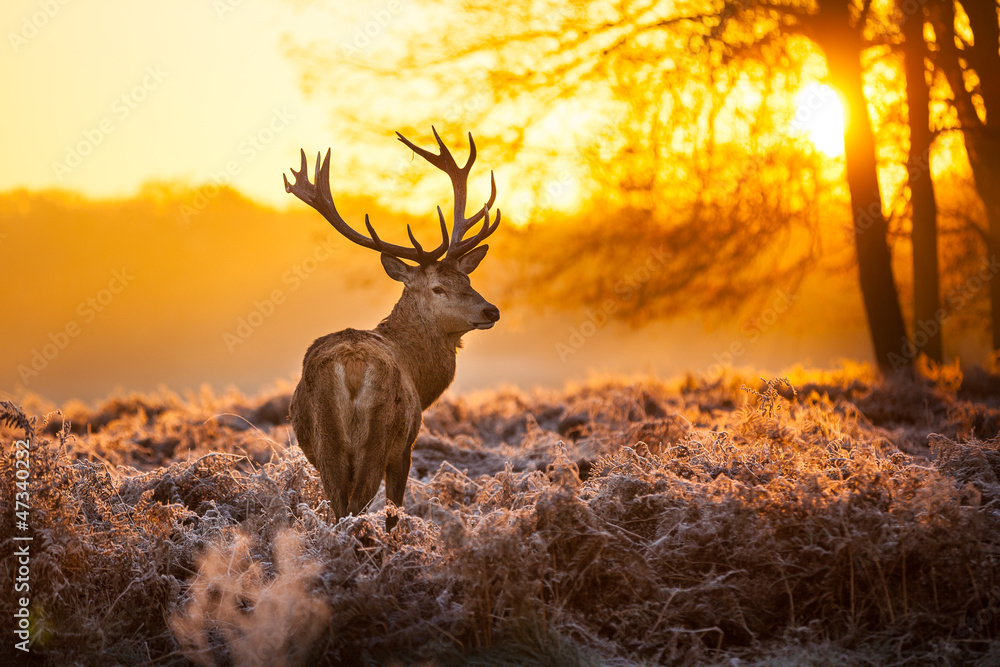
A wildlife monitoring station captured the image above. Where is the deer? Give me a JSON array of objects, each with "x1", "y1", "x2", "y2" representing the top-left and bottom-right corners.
[{"x1": 283, "y1": 127, "x2": 500, "y2": 531}]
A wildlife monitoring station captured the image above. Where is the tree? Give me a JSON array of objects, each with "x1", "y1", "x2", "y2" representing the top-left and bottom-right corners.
[
  {"x1": 288, "y1": 0, "x2": 1000, "y2": 369},
  {"x1": 903, "y1": 0, "x2": 942, "y2": 362},
  {"x1": 288, "y1": 0, "x2": 827, "y2": 321},
  {"x1": 930, "y1": 0, "x2": 1000, "y2": 351},
  {"x1": 802, "y1": 0, "x2": 910, "y2": 369}
]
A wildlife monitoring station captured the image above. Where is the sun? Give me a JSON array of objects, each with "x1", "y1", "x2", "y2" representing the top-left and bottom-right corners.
[{"x1": 791, "y1": 83, "x2": 846, "y2": 157}]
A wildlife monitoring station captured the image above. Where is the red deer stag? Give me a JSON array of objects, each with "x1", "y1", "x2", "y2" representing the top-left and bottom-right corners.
[{"x1": 283, "y1": 128, "x2": 500, "y2": 530}]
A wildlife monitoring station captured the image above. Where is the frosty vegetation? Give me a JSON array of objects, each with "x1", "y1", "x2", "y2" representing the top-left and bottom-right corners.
[{"x1": 1, "y1": 363, "x2": 999, "y2": 665}]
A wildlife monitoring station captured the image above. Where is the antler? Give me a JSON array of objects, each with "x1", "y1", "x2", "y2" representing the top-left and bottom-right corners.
[
  {"x1": 283, "y1": 148, "x2": 449, "y2": 265},
  {"x1": 396, "y1": 126, "x2": 501, "y2": 259}
]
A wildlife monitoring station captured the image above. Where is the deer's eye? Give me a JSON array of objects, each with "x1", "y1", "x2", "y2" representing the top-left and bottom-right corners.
[{"x1": 432, "y1": 286, "x2": 446, "y2": 296}]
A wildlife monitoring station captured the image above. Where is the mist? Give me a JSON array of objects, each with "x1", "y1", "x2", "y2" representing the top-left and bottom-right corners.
[{"x1": 1, "y1": 186, "x2": 878, "y2": 405}]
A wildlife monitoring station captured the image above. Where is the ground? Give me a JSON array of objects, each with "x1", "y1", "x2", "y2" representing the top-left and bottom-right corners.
[{"x1": 1, "y1": 362, "x2": 999, "y2": 665}]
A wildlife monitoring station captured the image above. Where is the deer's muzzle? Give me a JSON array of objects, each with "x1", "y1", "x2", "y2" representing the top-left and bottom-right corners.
[{"x1": 474, "y1": 304, "x2": 500, "y2": 329}]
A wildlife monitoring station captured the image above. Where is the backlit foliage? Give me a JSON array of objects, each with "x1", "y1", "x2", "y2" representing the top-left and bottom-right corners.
[
  {"x1": 2, "y1": 364, "x2": 999, "y2": 663},
  {"x1": 284, "y1": 0, "x2": 993, "y2": 344}
]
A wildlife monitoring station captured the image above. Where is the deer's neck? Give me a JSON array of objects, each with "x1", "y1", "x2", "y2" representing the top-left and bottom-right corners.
[{"x1": 376, "y1": 291, "x2": 460, "y2": 410}]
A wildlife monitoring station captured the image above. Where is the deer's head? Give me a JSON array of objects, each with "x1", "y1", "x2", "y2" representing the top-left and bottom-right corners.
[
  {"x1": 284, "y1": 127, "x2": 501, "y2": 336},
  {"x1": 380, "y1": 249, "x2": 499, "y2": 335}
]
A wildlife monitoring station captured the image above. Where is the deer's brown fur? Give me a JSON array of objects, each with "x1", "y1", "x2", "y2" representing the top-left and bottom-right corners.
[{"x1": 285, "y1": 129, "x2": 500, "y2": 529}]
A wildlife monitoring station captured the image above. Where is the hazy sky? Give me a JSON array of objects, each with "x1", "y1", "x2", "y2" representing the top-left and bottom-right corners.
[
  {"x1": 1, "y1": 0, "x2": 383, "y2": 208},
  {"x1": 3, "y1": 0, "x2": 850, "y2": 212}
]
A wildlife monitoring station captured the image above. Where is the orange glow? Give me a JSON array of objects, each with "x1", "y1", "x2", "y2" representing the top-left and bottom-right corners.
[
  {"x1": 3, "y1": 0, "x2": 995, "y2": 407},
  {"x1": 791, "y1": 83, "x2": 846, "y2": 157}
]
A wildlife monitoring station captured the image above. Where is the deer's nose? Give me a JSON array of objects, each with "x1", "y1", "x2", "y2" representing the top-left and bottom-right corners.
[{"x1": 483, "y1": 305, "x2": 500, "y2": 322}]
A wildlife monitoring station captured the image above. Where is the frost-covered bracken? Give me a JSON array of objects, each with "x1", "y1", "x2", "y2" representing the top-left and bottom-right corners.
[{"x1": 1, "y1": 363, "x2": 998, "y2": 665}]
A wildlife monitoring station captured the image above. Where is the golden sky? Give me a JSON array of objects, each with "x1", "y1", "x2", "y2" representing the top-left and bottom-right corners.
[
  {"x1": 3, "y1": 0, "x2": 905, "y2": 208},
  {"x1": 2, "y1": 0, "x2": 850, "y2": 209},
  {"x1": 0, "y1": 0, "x2": 386, "y2": 208}
]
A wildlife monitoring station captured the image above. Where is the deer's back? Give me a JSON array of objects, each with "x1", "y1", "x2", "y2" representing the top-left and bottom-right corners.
[{"x1": 289, "y1": 328, "x2": 420, "y2": 467}]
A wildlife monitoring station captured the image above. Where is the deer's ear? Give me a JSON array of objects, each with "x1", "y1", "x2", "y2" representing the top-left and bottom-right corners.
[
  {"x1": 381, "y1": 254, "x2": 415, "y2": 283},
  {"x1": 456, "y1": 245, "x2": 489, "y2": 274}
]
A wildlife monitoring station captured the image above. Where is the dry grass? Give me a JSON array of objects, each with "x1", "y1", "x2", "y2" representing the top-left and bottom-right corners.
[{"x1": 1, "y1": 363, "x2": 999, "y2": 665}]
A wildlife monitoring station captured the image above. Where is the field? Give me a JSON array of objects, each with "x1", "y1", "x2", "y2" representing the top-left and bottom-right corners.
[{"x1": 2, "y1": 363, "x2": 1000, "y2": 665}]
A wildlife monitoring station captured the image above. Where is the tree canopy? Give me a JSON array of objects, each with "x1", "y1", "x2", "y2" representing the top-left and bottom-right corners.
[{"x1": 285, "y1": 0, "x2": 998, "y2": 365}]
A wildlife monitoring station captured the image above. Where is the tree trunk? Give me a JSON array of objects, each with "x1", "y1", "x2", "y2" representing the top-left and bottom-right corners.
[
  {"x1": 933, "y1": 0, "x2": 1000, "y2": 350},
  {"x1": 962, "y1": 0, "x2": 1000, "y2": 351},
  {"x1": 903, "y1": 4, "x2": 943, "y2": 362},
  {"x1": 814, "y1": 0, "x2": 911, "y2": 370}
]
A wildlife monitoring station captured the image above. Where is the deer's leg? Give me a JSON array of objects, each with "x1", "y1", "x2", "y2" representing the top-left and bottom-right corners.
[
  {"x1": 346, "y1": 468, "x2": 382, "y2": 518},
  {"x1": 319, "y1": 454, "x2": 350, "y2": 521},
  {"x1": 384, "y1": 445, "x2": 413, "y2": 532},
  {"x1": 289, "y1": 390, "x2": 318, "y2": 469}
]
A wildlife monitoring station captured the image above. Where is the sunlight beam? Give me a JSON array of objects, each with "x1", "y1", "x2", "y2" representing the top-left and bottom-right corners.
[{"x1": 791, "y1": 83, "x2": 846, "y2": 157}]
